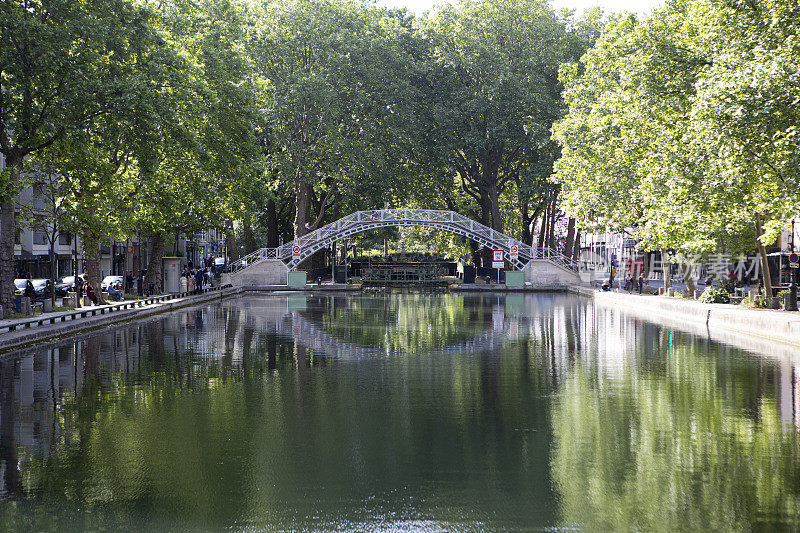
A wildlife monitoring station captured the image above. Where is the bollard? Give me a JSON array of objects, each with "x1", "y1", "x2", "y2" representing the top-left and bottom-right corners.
[
  {"x1": 43, "y1": 299, "x2": 53, "y2": 313},
  {"x1": 667, "y1": 288, "x2": 675, "y2": 297}
]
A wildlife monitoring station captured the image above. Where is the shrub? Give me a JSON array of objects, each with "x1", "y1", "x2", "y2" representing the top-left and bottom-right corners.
[{"x1": 699, "y1": 286, "x2": 730, "y2": 304}]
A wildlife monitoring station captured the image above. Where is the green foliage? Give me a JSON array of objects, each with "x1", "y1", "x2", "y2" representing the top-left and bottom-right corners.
[
  {"x1": 698, "y1": 286, "x2": 730, "y2": 304},
  {"x1": 553, "y1": 0, "x2": 800, "y2": 256}
]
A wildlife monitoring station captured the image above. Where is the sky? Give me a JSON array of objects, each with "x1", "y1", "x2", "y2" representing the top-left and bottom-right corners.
[{"x1": 377, "y1": 0, "x2": 663, "y2": 15}]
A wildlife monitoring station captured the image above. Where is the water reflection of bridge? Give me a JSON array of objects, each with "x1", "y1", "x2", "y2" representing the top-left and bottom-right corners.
[
  {"x1": 3, "y1": 293, "x2": 800, "y2": 497},
  {"x1": 245, "y1": 302, "x2": 524, "y2": 359}
]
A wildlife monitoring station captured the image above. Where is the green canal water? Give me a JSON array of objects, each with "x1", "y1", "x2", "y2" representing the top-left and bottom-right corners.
[{"x1": 1, "y1": 292, "x2": 799, "y2": 531}]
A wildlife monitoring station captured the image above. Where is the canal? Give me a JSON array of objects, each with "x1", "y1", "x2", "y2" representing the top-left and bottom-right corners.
[{"x1": 0, "y1": 292, "x2": 799, "y2": 530}]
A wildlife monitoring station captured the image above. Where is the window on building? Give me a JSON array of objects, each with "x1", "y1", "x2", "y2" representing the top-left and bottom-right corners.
[
  {"x1": 34, "y1": 231, "x2": 48, "y2": 245},
  {"x1": 59, "y1": 233, "x2": 72, "y2": 246}
]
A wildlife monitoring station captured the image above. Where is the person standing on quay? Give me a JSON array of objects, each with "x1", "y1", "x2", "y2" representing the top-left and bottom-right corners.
[{"x1": 195, "y1": 268, "x2": 204, "y2": 294}]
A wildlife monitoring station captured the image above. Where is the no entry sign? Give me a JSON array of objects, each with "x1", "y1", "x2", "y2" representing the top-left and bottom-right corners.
[
  {"x1": 292, "y1": 245, "x2": 301, "y2": 260},
  {"x1": 492, "y1": 250, "x2": 505, "y2": 269}
]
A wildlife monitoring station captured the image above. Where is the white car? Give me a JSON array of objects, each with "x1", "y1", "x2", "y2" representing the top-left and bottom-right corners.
[{"x1": 101, "y1": 275, "x2": 124, "y2": 291}]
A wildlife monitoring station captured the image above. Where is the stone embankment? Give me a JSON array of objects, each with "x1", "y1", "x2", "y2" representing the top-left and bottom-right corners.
[
  {"x1": 573, "y1": 287, "x2": 800, "y2": 356},
  {"x1": 0, "y1": 285, "x2": 240, "y2": 353}
]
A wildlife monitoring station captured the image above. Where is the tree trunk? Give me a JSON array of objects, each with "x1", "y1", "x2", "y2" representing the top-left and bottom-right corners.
[
  {"x1": 479, "y1": 189, "x2": 493, "y2": 266},
  {"x1": 144, "y1": 231, "x2": 165, "y2": 294},
  {"x1": 661, "y1": 250, "x2": 672, "y2": 291},
  {"x1": 0, "y1": 157, "x2": 21, "y2": 311},
  {"x1": 225, "y1": 221, "x2": 239, "y2": 262},
  {"x1": 547, "y1": 199, "x2": 557, "y2": 249},
  {"x1": 294, "y1": 174, "x2": 310, "y2": 240},
  {"x1": 82, "y1": 230, "x2": 104, "y2": 305},
  {"x1": 486, "y1": 183, "x2": 503, "y2": 233},
  {"x1": 266, "y1": 198, "x2": 279, "y2": 248},
  {"x1": 241, "y1": 216, "x2": 258, "y2": 255},
  {"x1": 564, "y1": 217, "x2": 575, "y2": 257},
  {"x1": 537, "y1": 203, "x2": 548, "y2": 249},
  {"x1": 469, "y1": 240, "x2": 481, "y2": 267},
  {"x1": 572, "y1": 229, "x2": 581, "y2": 261},
  {"x1": 683, "y1": 263, "x2": 696, "y2": 295},
  {"x1": 521, "y1": 201, "x2": 533, "y2": 246},
  {"x1": 643, "y1": 251, "x2": 652, "y2": 278},
  {"x1": 49, "y1": 244, "x2": 56, "y2": 307},
  {"x1": 755, "y1": 214, "x2": 773, "y2": 298}
]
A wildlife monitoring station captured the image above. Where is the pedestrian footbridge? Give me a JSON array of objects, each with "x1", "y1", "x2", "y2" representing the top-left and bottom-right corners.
[{"x1": 229, "y1": 209, "x2": 584, "y2": 287}]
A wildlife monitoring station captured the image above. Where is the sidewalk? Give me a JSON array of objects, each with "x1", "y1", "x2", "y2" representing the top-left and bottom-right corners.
[{"x1": 0, "y1": 286, "x2": 240, "y2": 353}]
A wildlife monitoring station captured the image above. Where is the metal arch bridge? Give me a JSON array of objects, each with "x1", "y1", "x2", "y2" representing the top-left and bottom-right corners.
[{"x1": 230, "y1": 209, "x2": 579, "y2": 272}]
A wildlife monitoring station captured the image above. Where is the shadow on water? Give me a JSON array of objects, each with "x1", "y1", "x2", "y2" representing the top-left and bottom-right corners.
[{"x1": 0, "y1": 292, "x2": 797, "y2": 530}]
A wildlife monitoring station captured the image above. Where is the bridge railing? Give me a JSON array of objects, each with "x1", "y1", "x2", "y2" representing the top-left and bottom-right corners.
[{"x1": 229, "y1": 209, "x2": 580, "y2": 273}]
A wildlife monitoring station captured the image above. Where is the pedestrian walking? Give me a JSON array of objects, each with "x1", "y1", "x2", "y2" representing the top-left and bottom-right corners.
[
  {"x1": 195, "y1": 268, "x2": 204, "y2": 293},
  {"x1": 188, "y1": 270, "x2": 196, "y2": 293},
  {"x1": 638, "y1": 272, "x2": 645, "y2": 294}
]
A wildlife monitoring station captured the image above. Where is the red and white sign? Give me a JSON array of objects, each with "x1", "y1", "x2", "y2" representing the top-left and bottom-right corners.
[
  {"x1": 790, "y1": 252, "x2": 799, "y2": 268},
  {"x1": 509, "y1": 245, "x2": 518, "y2": 261},
  {"x1": 292, "y1": 245, "x2": 301, "y2": 260},
  {"x1": 492, "y1": 250, "x2": 504, "y2": 269}
]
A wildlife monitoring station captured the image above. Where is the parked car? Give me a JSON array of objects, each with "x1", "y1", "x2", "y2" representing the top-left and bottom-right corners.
[
  {"x1": 56, "y1": 274, "x2": 85, "y2": 295},
  {"x1": 101, "y1": 275, "x2": 124, "y2": 292},
  {"x1": 14, "y1": 279, "x2": 31, "y2": 296},
  {"x1": 29, "y1": 279, "x2": 54, "y2": 300}
]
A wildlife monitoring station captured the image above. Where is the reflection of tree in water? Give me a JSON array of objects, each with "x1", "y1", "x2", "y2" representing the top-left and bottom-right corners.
[
  {"x1": 551, "y1": 334, "x2": 800, "y2": 530},
  {"x1": 313, "y1": 293, "x2": 493, "y2": 354},
  {"x1": 0, "y1": 358, "x2": 23, "y2": 498}
]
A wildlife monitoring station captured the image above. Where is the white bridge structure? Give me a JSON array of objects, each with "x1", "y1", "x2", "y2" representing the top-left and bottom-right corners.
[{"x1": 229, "y1": 209, "x2": 585, "y2": 287}]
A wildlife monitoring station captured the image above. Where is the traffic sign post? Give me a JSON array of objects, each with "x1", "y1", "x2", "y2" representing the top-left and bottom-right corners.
[
  {"x1": 509, "y1": 245, "x2": 518, "y2": 262},
  {"x1": 292, "y1": 245, "x2": 301, "y2": 260},
  {"x1": 492, "y1": 250, "x2": 504, "y2": 284}
]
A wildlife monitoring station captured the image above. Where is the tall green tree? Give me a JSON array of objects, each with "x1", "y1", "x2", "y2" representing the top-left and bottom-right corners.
[
  {"x1": 0, "y1": 0, "x2": 141, "y2": 308},
  {"x1": 248, "y1": 0, "x2": 419, "y2": 242},
  {"x1": 420, "y1": 0, "x2": 570, "y2": 237},
  {"x1": 554, "y1": 0, "x2": 800, "y2": 292}
]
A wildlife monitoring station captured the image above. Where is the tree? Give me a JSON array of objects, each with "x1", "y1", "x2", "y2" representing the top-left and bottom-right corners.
[
  {"x1": 248, "y1": 0, "x2": 420, "y2": 244},
  {"x1": 0, "y1": 0, "x2": 137, "y2": 309},
  {"x1": 24, "y1": 158, "x2": 71, "y2": 306},
  {"x1": 553, "y1": 0, "x2": 800, "y2": 293},
  {"x1": 420, "y1": 0, "x2": 570, "y2": 239}
]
